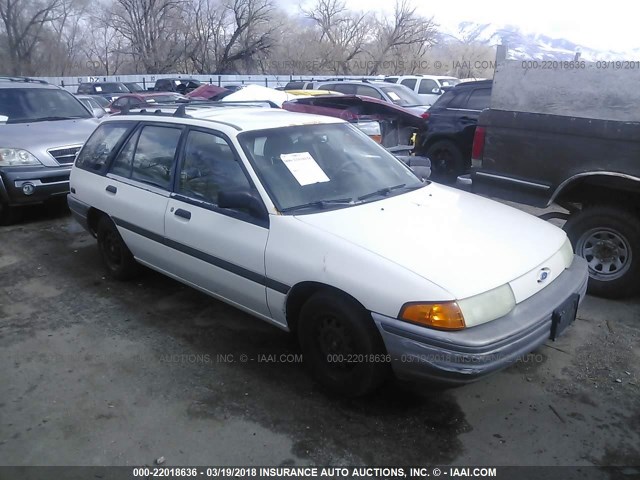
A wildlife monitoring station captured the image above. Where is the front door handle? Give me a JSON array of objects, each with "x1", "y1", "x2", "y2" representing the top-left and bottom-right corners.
[
  {"x1": 106, "y1": 185, "x2": 117, "y2": 194},
  {"x1": 174, "y1": 208, "x2": 191, "y2": 220}
]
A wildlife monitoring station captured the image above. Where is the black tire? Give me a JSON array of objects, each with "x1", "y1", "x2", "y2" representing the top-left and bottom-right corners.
[
  {"x1": 426, "y1": 140, "x2": 465, "y2": 182},
  {"x1": 97, "y1": 216, "x2": 140, "y2": 280},
  {"x1": 564, "y1": 205, "x2": 640, "y2": 299},
  {"x1": 298, "y1": 290, "x2": 390, "y2": 397},
  {"x1": 0, "y1": 202, "x2": 21, "y2": 226}
]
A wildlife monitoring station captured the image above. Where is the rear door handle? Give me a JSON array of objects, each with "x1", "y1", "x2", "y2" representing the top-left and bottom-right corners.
[
  {"x1": 174, "y1": 208, "x2": 191, "y2": 220},
  {"x1": 106, "y1": 185, "x2": 117, "y2": 194}
]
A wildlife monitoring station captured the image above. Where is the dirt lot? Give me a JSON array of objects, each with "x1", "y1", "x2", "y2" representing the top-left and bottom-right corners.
[{"x1": 0, "y1": 204, "x2": 639, "y2": 476}]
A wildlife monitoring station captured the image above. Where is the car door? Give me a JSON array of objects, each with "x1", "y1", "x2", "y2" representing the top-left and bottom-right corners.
[
  {"x1": 164, "y1": 128, "x2": 271, "y2": 317},
  {"x1": 417, "y1": 78, "x2": 440, "y2": 104},
  {"x1": 105, "y1": 122, "x2": 184, "y2": 269},
  {"x1": 456, "y1": 87, "x2": 491, "y2": 151}
]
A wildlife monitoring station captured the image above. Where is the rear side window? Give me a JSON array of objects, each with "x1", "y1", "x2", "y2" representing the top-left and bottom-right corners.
[
  {"x1": 400, "y1": 78, "x2": 417, "y2": 90},
  {"x1": 75, "y1": 123, "x2": 132, "y2": 173},
  {"x1": 324, "y1": 84, "x2": 356, "y2": 95},
  {"x1": 127, "y1": 125, "x2": 182, "y2": 190},
  {"x1": 466, "y1": 88, "x2": 492, "y2": 111},
  {"x1": 446, "y1": 90, "x2": 469, "y2": 109}
]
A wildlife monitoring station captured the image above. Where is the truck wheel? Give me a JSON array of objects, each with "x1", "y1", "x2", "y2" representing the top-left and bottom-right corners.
[
  {"x1": 298, "y1": 290, "x2": 390, "y2": 397},
  {"x1": 0, "y1": 202, "x2": 21, "y2": 226},
  {"x1": 426, "y1": 140, "x2": 465, "y2": 182},
  {"x1": 97, "y1": 216, "x2": 140, "y2": 280},
  {"x1": 564, "y1": 206, "x2": 640, "y2": 298}
]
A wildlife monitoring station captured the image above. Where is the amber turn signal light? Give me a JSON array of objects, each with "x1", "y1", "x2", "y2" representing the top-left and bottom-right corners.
[{"x1": 399, "y1": 302, "x2": 466, "y2": 330}]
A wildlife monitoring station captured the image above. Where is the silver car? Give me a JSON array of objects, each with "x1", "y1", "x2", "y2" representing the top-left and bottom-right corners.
[{"x1": 0, "y1": 77, "x2": 99, "y2": 224}]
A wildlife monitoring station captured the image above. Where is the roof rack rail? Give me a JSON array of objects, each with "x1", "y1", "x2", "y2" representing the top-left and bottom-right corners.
[{"x1": 0, "y1": 76, "x2": 49, "y2": 84}]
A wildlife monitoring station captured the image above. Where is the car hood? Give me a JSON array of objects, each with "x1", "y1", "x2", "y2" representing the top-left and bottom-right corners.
[
  {"x1": 294, "y1": 183, "x2": 567, "y2": 300},
  {"x1": 1, "y1": 118, "x2": 99, "y2": 167}
]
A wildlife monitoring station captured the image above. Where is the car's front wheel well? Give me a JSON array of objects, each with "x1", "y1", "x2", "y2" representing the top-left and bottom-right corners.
[{"x1": 285, "y1": 282, "x2": 368, "y2": 334}]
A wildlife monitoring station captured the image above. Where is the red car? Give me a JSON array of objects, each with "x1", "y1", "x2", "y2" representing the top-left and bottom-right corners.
[
  {"x1": 107, "y1": 92, "x2": 187, "y2": 113},
  {"x1": 186, "y1": 84, "x2": 230, "y2": 101}
]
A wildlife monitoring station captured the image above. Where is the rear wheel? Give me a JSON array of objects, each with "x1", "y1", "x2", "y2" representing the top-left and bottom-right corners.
[
  {"x1": 297, "y1": 290, "x2": 390, "y2": 397},
  {"x1": 426, "y1": 140, "x2": 465, "y2": 182},
  {"x1": 564, "y1": 205, "x2": 640, "y2": 298},
  {"x1": 97, "y1": 216, "x2": 140, "y2": 280}
]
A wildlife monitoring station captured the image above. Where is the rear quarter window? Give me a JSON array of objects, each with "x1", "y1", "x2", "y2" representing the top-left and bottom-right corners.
[
  {"x1": 75, "y1": 122, "x2": 134, "y2": 174},
  {"x1": 466, "y1": 88, "x2": 492, "y2": 111}
]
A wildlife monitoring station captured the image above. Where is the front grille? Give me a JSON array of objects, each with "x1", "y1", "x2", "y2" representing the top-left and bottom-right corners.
[{"x1": 48, "y1": 145, "x2": 81, "y2": 165}]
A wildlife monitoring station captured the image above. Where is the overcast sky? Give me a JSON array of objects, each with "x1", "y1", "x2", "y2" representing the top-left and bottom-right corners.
[{"x1": 291, "y1": 0, "x2": 638, "y2": 53}]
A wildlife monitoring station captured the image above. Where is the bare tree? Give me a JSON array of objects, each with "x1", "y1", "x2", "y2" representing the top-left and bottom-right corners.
[
  {"x1": 0, "y1": 0, "x2": 63, "y2": 75},
  {"x1": 110, "y1": 0, "x2": 187, "y2": 73},
  {"x1": 365, "y1": 0, "x2": 438, "y2": 75},
  {"x1": 84, "y1": 11, "x2": 129, "y2": 75},
  {"x1": 302, "y1": 0, "x2": 370, "y2": 74}
]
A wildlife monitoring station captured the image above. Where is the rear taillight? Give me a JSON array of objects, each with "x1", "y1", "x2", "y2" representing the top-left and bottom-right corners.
[
  {"x1": 471, "y1": 126, "x2": 486, "y2": 167},
  {"x1": 421, "y1": 112, "x2": 430, "y2": 120}
]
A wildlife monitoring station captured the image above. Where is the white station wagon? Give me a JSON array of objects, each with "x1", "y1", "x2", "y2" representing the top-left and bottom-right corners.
[{"x1": 68, "y1": 105, "x2": 589, "y2": 396}]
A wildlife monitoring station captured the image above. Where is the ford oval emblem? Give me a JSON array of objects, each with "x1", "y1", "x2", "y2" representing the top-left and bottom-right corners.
[{"x1": 537, "y1": 268, "x2": 551, "y2": 284}]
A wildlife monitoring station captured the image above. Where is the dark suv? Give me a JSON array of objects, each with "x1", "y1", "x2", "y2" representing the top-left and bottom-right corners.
[
  {"x1": 0, "y1": 77, "x2": 99, "y2": 223},
  {"x1": 421, "y1": 80, "x2": 492, "y2": 180},
  {"x1": 153, "y1": 78, "x2": 202, "y2": 94}
]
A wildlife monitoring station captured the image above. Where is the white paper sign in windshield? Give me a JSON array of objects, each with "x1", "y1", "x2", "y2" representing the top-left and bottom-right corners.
[{"x1": 280, "y1": 152, "x2": 330, "y2": 186}]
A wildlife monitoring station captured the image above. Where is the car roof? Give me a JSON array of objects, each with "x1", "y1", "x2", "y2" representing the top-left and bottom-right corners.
[
  {"x1": 453, "y1": 79, "x2": 493, "y2": 89},
  {"x1": 104, "y1": 105, "x2": 344, "y2": 132},
  {"x1": 0, "y1": 77, "x2": 56, "y2": 89}
]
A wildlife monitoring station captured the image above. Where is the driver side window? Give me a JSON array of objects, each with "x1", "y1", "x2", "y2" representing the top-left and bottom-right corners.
[{"x1": 177, "y1": 130, "x2": 252, "y2": 205}]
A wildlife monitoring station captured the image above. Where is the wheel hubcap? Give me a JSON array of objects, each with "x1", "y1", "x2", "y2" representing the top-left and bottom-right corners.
[
  {"x1": 317, "y1": 316, "x2": 355, "y2": 370},
  {"x1": 576, "y1": 228, "x2": 632, "y2": 281}
]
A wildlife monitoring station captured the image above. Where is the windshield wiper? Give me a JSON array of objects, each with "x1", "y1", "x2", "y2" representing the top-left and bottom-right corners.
[
  {"x1": 357, "y1": 183, "x2": 408, "y2": 201},
  {"x1": 280, "y1": 197, "x2": 353, "y2": 213}
]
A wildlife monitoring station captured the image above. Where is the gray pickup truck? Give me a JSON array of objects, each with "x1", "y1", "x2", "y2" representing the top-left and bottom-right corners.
[{"x1": 467, "y1": 61, "x2": 640, "y2": 299}]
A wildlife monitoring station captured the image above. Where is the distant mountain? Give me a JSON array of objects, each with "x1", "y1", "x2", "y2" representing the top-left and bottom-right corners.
[{"x1": 440, "y1": 22, "x2": 640, "y2": 61}]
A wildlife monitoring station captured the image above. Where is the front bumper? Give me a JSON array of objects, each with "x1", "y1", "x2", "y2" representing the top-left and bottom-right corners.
[
  {"x1": 0, "y1": 166, "x2": 71, "y2": 206},
  {"x1": 373, "y1": 255, "x2": 589, "y2": 384}
]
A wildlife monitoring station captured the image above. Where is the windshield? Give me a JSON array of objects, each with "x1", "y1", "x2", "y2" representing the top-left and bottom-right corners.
[
  {"x1": 438, "y1": 78, "x2": 461, "y2": 87},
  {"x1": 94, "y1": 83, "x2": 128, "y2": 93},
  {"x1": 0, "y1": 88, "x2": 93, "y2": 123},
  {"x1": 238, "y1": 123, "x2": 424, "y2": 213},
  {"x1": 378, "y1": 84, "x2": 425, "y2": 107},
  {"x1": 125, "y1": 83, "x2": 144, "y2": 92}
]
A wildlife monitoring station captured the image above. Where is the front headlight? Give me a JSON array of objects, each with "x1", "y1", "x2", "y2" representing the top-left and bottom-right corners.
[
  {"x1": 0, "y1": 148, "x2": 42, "y2": 166},
  {"x1": 457, "y1": 284, "x2": 516, "y2": 327}
]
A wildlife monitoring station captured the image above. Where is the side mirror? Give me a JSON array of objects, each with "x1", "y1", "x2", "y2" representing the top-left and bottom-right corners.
[
  {"x1": 93, "y1": 108, "x2": 106, "y2": 118},
  {"x1": 403, "y1": 156, "x2": 431, "y2": 180},
  {"x1": 0, "y1": 115, "x2": 7, "y2": 124},
  {"x1": 431, "y1": 87, "x2": 442, "y2": 95},
  {"x1": 218, "y1": 189, "x2": 268, "y2": 220}
]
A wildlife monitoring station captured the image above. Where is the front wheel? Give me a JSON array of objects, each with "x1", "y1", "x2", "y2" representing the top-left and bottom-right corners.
[
  {"x1": 564, "y1": 205, "x2": 640, "y2": 298},
  {"x1": 297, "y1": 291, "x2": 390, "y2": 397}
]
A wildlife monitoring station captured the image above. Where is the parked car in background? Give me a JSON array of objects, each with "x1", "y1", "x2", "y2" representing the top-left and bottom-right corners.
[
  {"x1": 186, "y1": 85, "x2": 230, "y2": 101},
  {"x1": 107, "y1": 93, "x2": 187, "y2": 113},
  {"x1": 0, "y1": 77, "x2": 99, "y2": 224},
  {"x1": 76, "y1": 95, "x2": 107, "y2": 118},
  {"x1": 313, "y1": 81, "x2": 431, "y2": 116},
  {"x1": 76, "y1": 82, "x2": 129, "y2": 101},
  {"x1": 123, "y1": 82, "x2": 144, "y2": 92},
  {"x1": 68, "y1": 105, "x2": 587, "y2": 396},
  {"x1": 86, "y1": 95, "x2": 112, "y2": 112},
  {"x1": 384, "y1": 75, "x2": 461, "y2": 104},
  {"x1": 153, "y1": 78, "x2": 202, "y2": 94},
  {"x1": 283, "y1": 80, "x2": 316, "y2": 90},
  {"x1": 421, "y1": 80, "x2": 492, "y2": 181}
]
